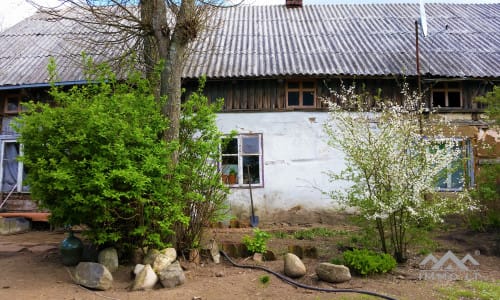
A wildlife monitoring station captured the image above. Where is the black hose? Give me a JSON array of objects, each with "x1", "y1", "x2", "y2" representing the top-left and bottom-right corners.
[{"x1": 220, "y1": 250, "x2": 398, "y2": 300}]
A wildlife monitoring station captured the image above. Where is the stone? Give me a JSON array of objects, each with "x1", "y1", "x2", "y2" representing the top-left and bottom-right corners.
[
  {"x1": 315, "y1": 263, "x2": 351, "y2": 283},
  {"x1": 132, "y1": 264, "x2": 158, "y2": 291},
  {"x1": 253, "y1": 253, "x2": 263, "y2": 263},
  {"x1": 202, "y1": 239, "x2": 220, "y2": 264},
  {"x1": 159, "y1": 261, "x2": 186, "y2": 288},
  {"x1": 283, "y1": 253, "x2": 306, "y2": 278},
  {"x1": 74, "y1": 262, "x2": 113, "y2": 291},
  {"x1": 264, "y1": 250, "x2": 277, "y2": 261},
  {"x1": 152, "y1": 251, "x2": 176, "y2": 274},
  {"x1": 215, "y1": 271, "x2": 224, "y2": 277},
  {"x1": 288, "y1": 245, "x2": 303, "y2": 259},
  {"x1": 0, "y1": 217, "x2": 30, "y2": 235},
  {"x1": 143, "y1": 249, "x2": 160, "y2": 265},
  {"x1": 98, "y1": 247, "x2": 119, "y2": 273}
]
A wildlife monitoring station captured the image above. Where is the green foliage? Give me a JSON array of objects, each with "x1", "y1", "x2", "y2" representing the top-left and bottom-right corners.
[
  {"x1": 437, "y1": 280, "x2": 500, "y2": 300},
  {"x1": 469, "y1": 163, "x2": 500, "y2": 232},
  {"x1": 330, "y1": 256, "x2": 344, "y2": 265},
  {"x1": 324, "y1": 84, "x2": 475, "y2": 262},
  {"x1": 15, "y1": 61, "x2": 186, "y2": 252},
  {"x1": 342, "y1": 249, "x2": 397, "y2": 276},
  {"x1": 165, "y1": 76, "x2": 231, "y2": 252},
  {"x1": 259, "y1": 275, "x2": 270, "y2": 285},
  {"x1": 292, "y1": 227, "x2": 347, "y2": 240},
  {"x1": 475, "y1": 85, "x2": 500, "y2": 126},
  {"x1": 242, "y1": 228, "x2": 271, "y2": 254},
  {"x1": 272, "y1": 231, "x2": 289, "y2": 239}
]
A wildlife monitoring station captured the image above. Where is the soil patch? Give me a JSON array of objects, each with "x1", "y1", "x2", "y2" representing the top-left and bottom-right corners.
[{"x1": 0, "y1": 222, "x2": 499, "y2": 300}]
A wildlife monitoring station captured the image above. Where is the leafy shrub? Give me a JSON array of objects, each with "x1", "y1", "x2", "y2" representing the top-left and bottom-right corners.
[
  {"x1": 15, "y1": 61, "x2": 185, "y2": 253},
  {"x1": 243, "y1": 228, "x2": 271, "y2": 254},
  {"x1": 342, "y1": 249, "x2": 396, "y2": 275}
]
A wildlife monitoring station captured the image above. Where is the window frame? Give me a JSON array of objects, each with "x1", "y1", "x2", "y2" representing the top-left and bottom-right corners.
[
  {"x1": 3, "y1": 94, "x2": 23, "y2": 114},
  {"x1": 431, "y1": 82, "x2": 463, "y2": 108},
  {"x1": 286, "y1": 81, "x2": 317, "y2": 108},
  {"x1": 0, "y1": 139, "x2": 27, "y2": 193},
  {"x1": 221, "y1": 133, "x2": 264, "y2": 188},
  {"x1": 435, "y1": 138, "x2": 474, "y2": 192}
]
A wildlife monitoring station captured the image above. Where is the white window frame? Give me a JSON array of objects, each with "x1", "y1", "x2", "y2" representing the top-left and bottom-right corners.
[
  {"x1": 0, "y1": 139, "x2": 26, "y2": 193},
  {"x1": 221, "y1": 133, "x2": 263, "y2": 188}
]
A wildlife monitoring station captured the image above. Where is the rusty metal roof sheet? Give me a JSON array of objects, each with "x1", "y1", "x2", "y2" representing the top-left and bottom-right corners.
[{"x1": 0, "y1": 3, "x2": 499, "y2": 87}]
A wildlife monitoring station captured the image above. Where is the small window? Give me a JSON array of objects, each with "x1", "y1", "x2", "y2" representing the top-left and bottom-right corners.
[
  {"x1": 3, "y1": 95, "x2": 22, "y2": 114},
  {"x1": 431, "y1": 82, "x2": 462, "y2": 108},
  {"x1": 287, "y1": 81, "x2": 316, "y2": 108},
  {"x1": 221, "y1": 134, "x2": 263, "y2": 187},
  {"x1": 435, "y1": 139, "x2": 474, "y2": 191}
]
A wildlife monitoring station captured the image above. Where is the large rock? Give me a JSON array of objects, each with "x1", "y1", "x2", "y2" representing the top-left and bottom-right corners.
[
  {"x1": 316, "y1": 263, "x2": 351, "y2": 283},
  {"x1": 74, "y1": 262, "x2": 113, "y2": 291},
  {"x1": 132, "y1": 264, "x2": 158, "y2": 291},
  {"x1": 152, "y1": 248, "x2": 177, "y2": 273},
  {"x1": 143, "y1": 249, "x2": 160, "y2": 265},
  {"x1": 0, "y1": 217, "x2": 30, "y2": 235},
  {"x1": 284, "y1": 253, "x2": 306, "y2": 278},
  {"x1": 159, "y1": 261, "x2": 186, "y2": 288},
  {"x1": 98, "y1": 247, "x2": 119, "y2": 273}
]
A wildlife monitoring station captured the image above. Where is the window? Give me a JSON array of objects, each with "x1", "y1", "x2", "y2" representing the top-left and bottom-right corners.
[
  {"x1": 221, "y1": 134, "x2": 263, "y2": 187},
  {"x1": 431, "y1": 82, "x2": 462, "y2": 108},
  {"x1": 3, "y1": 95, "x2": 22, "y2": 114},
  {"x1": 287, "y1": 81, "x2": 316, "y2": 108},
  {"x1": 0, "y1": 140, "x2": 28, "y2": 192},
  {"x1": 435, "y1": 139, "x2": 474, "y2": 191}
]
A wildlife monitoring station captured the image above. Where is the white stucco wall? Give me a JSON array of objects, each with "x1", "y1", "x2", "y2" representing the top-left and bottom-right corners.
[{"x1": 216, "y1": 111, "x2": 346, "y2": 218}]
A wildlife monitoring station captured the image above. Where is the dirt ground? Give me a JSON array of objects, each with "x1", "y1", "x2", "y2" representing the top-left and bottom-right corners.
[{"x1": 1, "y1": 218, "x2": 499, "y2": 300}]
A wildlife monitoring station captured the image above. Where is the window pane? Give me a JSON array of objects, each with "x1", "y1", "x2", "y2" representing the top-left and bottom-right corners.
[
  {"x1": 302, "y1": 82, "x2": 315, "y2": 89},
  {"x1": 432, "y1": 91, "x2": 445, "y2": 107},
  {"x1": 221, "y1": 156, "x2": 238, "y2": 185},
  {"x1": 288, "y1": 82, "x2": 299, "y2": 89},
  {"x1": 451, "y1": 166, "x2": 464, "y2": 189},
  {"x1": 303, "y1": 91, "x2": 315, "y2": 106},
  {"x1": 243, "y1": 156, "x2": 260, "y2": 184},
  {"x1": 288, "y1": 92, "x2": 299, "y2": 106},
  {"x1": 222, "y1": 138, "x2": 238, "y2": 154},
  {"x1": 6, "y1": 97, "x2": 19, "y2": 112},
  {"x1": 2, "y1": 143, "x2": 19, "y2": 192},
  {"x1": 448, "y1": 92, "x2": 461, "y2": 107},
  {"x1": 242, "y1": 136, "x2": 259, "y2": 154}
]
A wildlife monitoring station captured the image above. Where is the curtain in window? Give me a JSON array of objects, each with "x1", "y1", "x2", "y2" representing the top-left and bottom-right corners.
[{"x1": 2, "y1": 143, "x2": 19, "y2": 192}]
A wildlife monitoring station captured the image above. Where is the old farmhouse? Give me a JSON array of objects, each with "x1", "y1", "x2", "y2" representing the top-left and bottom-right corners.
[{"x1": 0, "y1": 1, "x2": 498, "y2": 222}]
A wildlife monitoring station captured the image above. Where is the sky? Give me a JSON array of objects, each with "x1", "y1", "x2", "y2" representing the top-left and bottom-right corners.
[{"x1": 1, "y1": 0, "x2": 499, "y2": 31}]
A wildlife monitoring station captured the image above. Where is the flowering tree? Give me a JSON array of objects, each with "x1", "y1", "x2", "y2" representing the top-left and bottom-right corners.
[{"x1": 324, "y1": 84, "x2": 475, "y2": 262}]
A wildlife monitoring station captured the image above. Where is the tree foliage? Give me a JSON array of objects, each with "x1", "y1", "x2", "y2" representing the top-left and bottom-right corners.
[
  {"x1": 324, "y1": 84, "x2": 475, "y2": 262},
  {"x1": 15, "y1": 61, "x2": 229, "y2": 255},
  {"x1": 15, "y1": 61, "x2": 186, "y2": 253},
  {"x1": 171, "y1": 76, "x2": 232, "y2": 251}
]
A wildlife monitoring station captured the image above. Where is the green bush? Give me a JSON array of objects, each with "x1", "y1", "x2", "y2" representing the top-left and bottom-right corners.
[
  {"x1": 15, "y1": 61, "x2": 186, "y2": 253},
  {"x1": 342, "y1": 249, "x2": 396, "y2": 275},
  {"x1": 242, "y1": 228, "x2": 271, "y2": 254}
]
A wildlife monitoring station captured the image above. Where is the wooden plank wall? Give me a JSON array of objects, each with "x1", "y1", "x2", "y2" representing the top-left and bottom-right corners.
[{"x1": 183, "y1": 78, "x2": 494, "y2": 112}]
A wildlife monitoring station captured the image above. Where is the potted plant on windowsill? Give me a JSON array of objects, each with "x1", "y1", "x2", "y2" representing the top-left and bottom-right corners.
[{"x1": 228, "y1": 167, "x2": 237, "y2": 185}]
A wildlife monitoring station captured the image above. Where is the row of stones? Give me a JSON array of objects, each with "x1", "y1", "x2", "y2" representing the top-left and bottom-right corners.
[{"x1": 73, "y1": 246, "x2": 187, "y2": 291}]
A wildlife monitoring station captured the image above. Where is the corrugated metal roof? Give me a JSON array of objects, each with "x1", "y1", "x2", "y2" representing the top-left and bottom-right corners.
[{"x1": 0, "y1": 3, "x2": 499, "y2": 87}]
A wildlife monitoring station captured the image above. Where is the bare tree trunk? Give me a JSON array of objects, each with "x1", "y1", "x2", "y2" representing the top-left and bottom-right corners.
[{"x1": 141, "y1": 0, "x2": 197, "y2": 164}]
